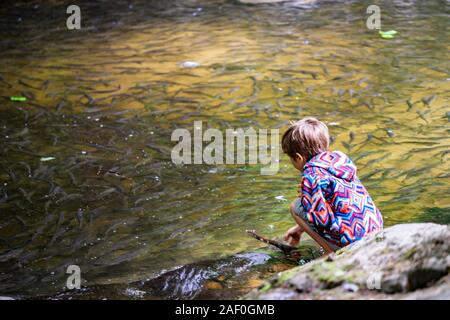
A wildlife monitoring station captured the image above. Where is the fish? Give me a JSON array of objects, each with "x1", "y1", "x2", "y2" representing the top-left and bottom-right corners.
[
  {"x1": 18, "y1": 79, "x2": 41, "y2": 90},
  {"x1": 416, "y1": 110, "x2": 429, "y2": 124},
  {"x1": 2, "y1": 167, "x2": 17, "y2": 181},
  {"x1": 85, "y1": 142, "x2": 124, "y2": 154},
  {"x1": 320, "y1": 65, "x2": 329, "y2": 76},
  {"x1": 93, "y1": 247, "x2": 146, "y2": 267},
  {"x1": 386, "y1": 129, "x2": 395, "y2": 138},
  {"x1": 68, "y1": 171, "x2": 78, "y2": 186},
  {"x1": 18, "y1": 188, "x2": 33, "y2": 204},
  {"x1": 80, "y1": 93, "x2": 95, "y2": 105},
  {"x1": 18, "y1": 161, "x2": 32, "y2": 177},
  {"x1": 408, "y1": 144, "x2": 450, "y2": 154},
  {"x1": 10, "y1": 128, "x2": 29, "y2": 139},
  {"x1": 47, "y1": 211, "x2": 65, "y2": 247},
  {"x1": 44, "y1": 200, "x2": 52, "y2": 214},
  {"x1": 41, "y1": 79, "x2": 50, "y2": 90},
  {"x1": 270, "y1": 68, "x2": 318, "y2": 79},
  {"x1": 0, "y1": 248, "x2": 24, "y2": 263},
  {"x1": 358, "y1": 98, "x2": 374, "y2": 110},
  {"x1": 421, "y1": 94, "x2": 436, "y2": 106},
  {"x1": 47, "y1": 185, "x2": 65, "y2": 198},
  {"x1": 249, "y1": 76, "x2": 259, "y2": 97},
  {"x1": 0, "y1": 191, "x2": 7, "y2": 204},
  {"x1": 55, "y1": 100, "x2": 66, "y2": 113},
  {"x1": 92, "y1": 85, "x2": 121, "y2": 94},
  {"x1": 13, "y1": 215, "x2": 28, "y2": 227},
  {"x1": 360, "y1": 168, "x2": 385, "y2": 180},
  {"x1": 329, "y1": 135, "x2": 336, "y2": 144},
  {"x1": 357, "y1": 77, "x2": 369, "y2": 87},
  {"x1": 31, "y1": 213, "x2": 55, "y2": 241},
  {"x1": 365, "y1": 153, "x2": 390, "y2": 167},
  {"x1": 76, "y1": 208, "x2": 84, "y2": 229},
  {"x1": 404, "y1": 166, "x2": 429, "y2": 179},
  {"x1": 146, "y1": 143, "x2": 172, "y2": 156},
  {"x1": 55, "y1": 193, "x2": 83, "y2": 204},
  {"x1": 342, "y1": 141, "x2": 352, "y2": 151},
  {"x1": 349, "y1": 131, "x2": 355, "y2": 144},
  {"x1": 406, "y1": 98, "x2": 417, "y2": 111},
  {"x1": 97, "y1": 187, "x2": 118, "y2": 199}
]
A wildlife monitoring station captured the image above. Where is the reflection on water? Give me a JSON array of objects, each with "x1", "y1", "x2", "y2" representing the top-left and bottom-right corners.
[{"x1": 0, "y1": 0, "x2": 449, "y2": 298}]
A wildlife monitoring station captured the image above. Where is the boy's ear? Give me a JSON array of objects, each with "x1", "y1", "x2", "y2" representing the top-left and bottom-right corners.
[{"x1": 295, "y1": 153, "x2": 304, "y2": 162}]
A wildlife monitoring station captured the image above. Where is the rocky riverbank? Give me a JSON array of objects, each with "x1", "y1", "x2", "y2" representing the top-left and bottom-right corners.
[{"x1": 246, "y1": 223, "x2": 450, "y2": 299}]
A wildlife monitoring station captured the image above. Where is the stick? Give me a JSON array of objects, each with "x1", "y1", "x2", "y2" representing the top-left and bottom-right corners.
[{"x1": 246, "y1": 229, "x2": 297, "y2": 255}]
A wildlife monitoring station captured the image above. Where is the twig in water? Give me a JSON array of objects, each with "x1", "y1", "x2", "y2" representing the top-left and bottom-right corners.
[{"x1": 246, "y1": 229, "x2": 298, "y2": 255}]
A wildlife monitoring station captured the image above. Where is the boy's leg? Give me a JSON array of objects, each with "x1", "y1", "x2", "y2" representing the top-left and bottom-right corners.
[{"x1": 290, "y1": 200, "x2": 338, "y2": 254}]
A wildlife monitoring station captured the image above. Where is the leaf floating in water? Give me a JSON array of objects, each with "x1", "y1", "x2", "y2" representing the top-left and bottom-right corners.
[
  {"x1": 40, "y1": 157, "x2": 56, "y2": 162},
  {"x1": 10, "y1": 96, "x2": 27, "y2": 101},
  {"x1": 379, "y1": 30, "x2": 398, "y2": 39},
  {"x1": 382, "y1": 30, "x2": 398, "y2": 35}
]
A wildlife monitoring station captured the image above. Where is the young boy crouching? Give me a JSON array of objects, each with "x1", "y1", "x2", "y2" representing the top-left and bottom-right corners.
[{"x1": 282, "y1": 117, "x2": 383, "y2": 253}]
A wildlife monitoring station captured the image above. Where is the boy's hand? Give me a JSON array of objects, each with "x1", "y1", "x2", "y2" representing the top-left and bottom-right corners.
[{"x1": 284, "y1": 225, "x2": 303, "y2": 246}]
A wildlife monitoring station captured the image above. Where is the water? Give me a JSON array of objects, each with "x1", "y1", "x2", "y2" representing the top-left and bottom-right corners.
[{"x1": 0, "y1": 0, "x2": 449, "y2": 299}]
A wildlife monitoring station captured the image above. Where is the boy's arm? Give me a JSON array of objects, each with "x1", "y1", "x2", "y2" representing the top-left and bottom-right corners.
[
  {"x1": 290, "y1": 205, "x2": 335, "y2": 254},
  {"x1": 301, "y1": 173, "x2": 333, "y2": 232},
  {"x1": 298, "y1": 174, "x2": 338, "y2": 253}
]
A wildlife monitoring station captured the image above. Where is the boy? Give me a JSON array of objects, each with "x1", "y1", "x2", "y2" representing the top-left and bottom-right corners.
[{"x1": 282, "y1": 117, "x2": 383, "y2": 253}]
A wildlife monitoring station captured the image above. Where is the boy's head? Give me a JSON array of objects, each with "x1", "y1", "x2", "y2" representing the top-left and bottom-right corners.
[{"x1": 282, "y1": 117, "x2": 329, "y2": 170}]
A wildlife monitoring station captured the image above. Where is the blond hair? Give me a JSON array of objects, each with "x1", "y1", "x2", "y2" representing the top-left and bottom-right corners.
[{"x1": 281, "y1": 117, "x2": 329, "y2": 160}]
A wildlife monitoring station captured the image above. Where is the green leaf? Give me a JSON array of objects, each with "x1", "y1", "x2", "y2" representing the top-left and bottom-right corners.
[
  {"x1": 384, "y1": 30, "x2": 398, "y2": 35},
  {"x1": 10, "y1": 96, "x2": 27, "y2": 101},
  {"x1": 379, "y1": 30, "x2": 398, "y2": 39}
]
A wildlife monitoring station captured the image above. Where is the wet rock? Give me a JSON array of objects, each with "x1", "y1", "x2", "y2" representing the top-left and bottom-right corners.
[
  {"x1": 238, "y1": 0, "x2": 290, "y2": 3},
  {"x1": 237, "y1": 0, "x2": 316, "y2": 4},
  {"x1": 246, "y1": 223, "x2": 450, "y2": 299}
]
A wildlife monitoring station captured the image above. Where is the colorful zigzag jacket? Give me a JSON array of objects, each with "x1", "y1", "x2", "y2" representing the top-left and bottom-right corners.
[{"x1": 301, "y1": 151, "x2": 383, "y2": 247}]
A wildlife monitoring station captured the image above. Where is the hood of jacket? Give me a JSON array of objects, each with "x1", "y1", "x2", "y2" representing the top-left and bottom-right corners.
[{"x1": 304, "y1": 151, "x2": 356, "y2": 181}]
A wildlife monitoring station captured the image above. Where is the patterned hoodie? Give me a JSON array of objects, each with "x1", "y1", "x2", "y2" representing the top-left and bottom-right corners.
[{"x1": 301, "y1": 151, "x2": 383, "y2": 247}]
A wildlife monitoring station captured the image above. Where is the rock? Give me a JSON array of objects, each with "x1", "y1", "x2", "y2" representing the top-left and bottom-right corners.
[
  {"x1": 238, "y1": 0, "x2": 290, "y2": 3},
  {"x1": 237, "y1": 0, "x2": 317, "y2": 4},
  {"x1": 246, "y1": 223, "x2": 450, "y2": 300}
]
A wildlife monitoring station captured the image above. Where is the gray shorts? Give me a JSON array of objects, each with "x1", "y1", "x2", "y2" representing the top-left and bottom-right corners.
[{"x1": 292, "y1": 198, "x2": 318, "y2": 232}]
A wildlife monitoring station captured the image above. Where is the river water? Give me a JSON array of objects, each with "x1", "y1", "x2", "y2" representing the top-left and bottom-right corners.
[{"x1": 0, "y1": 0, "x2": 449, "y2": 299}]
